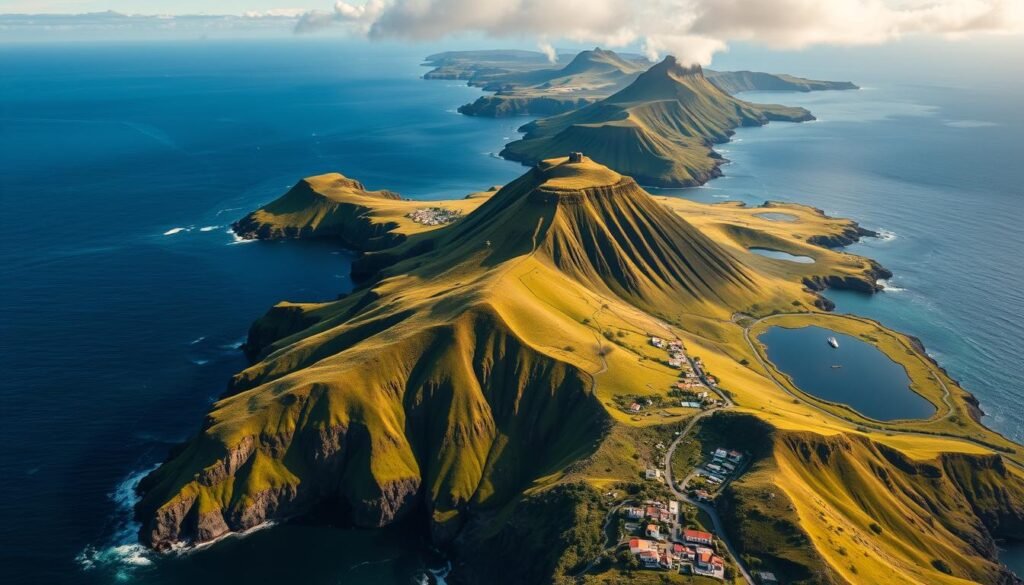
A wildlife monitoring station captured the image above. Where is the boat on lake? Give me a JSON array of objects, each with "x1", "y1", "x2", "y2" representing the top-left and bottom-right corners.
[{"x1": 827, "y1": 336, "x2": 839, "y2": 349}]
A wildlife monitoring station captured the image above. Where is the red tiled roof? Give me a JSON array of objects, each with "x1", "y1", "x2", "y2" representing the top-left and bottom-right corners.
[{"x1": 684, "y1": 529, "x2": 712, "y2": 541}]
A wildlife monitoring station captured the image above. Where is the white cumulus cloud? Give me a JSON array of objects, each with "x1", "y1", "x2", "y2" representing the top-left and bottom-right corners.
[{"x1": 295, "y1": 0, "x2": 1024, "y2": 64}]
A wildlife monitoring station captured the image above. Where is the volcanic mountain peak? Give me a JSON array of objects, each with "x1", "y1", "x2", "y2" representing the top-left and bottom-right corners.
[
  {"x1": 534, "y1": 154, "x2": 625, "y2": 191},
  {"x1": 501, "y1": 56, "x2": 814, "y2": 187},
  {"x1": 559, "y1": 47, "x2": 643, "y2": 75}
]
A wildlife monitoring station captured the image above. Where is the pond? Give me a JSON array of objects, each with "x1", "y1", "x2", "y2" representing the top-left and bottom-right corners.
[
  {"x1": 754, "y1": 212, "x2": 799, "y2": 222},
  {"x1": 749, "y1": 247, "x2": 815, "y2": 264},
  {"x1": 759, "y1": 325, "x2": 936, "y2": 421}
]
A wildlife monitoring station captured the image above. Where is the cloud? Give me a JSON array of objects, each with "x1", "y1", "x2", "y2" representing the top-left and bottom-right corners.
[
  {"x1": 295, "y1": 0, "x2": 1024, "y2": 64},
  {"x1": 295, "y1": 0, "x2": 386, "y2": 33}
]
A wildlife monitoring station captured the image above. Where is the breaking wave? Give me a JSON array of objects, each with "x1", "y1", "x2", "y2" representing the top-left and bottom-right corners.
[{"x1": 75, "y1": 466, "x2": 158, "y2": 579}]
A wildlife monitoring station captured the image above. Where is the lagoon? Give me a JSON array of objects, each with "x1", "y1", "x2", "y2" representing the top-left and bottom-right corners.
[
  {"x1": 748, "y1": 247, "x2": 815, "y2": 263},
  {"x1": 759, "y1": 325, "x2": 935, "y2": 421}
]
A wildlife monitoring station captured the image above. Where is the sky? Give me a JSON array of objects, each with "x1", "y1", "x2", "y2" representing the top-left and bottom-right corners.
[
  {"x1": 0, "y1": 1, "x2": 319, "y2": 14},
  {"x1": 2, "y1": 0, "x2": 1021, "y2": 67}
]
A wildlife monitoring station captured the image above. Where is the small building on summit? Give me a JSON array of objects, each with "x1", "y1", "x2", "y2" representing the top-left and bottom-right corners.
[{"x1": 568, "y1": 151, "x2": 584, "y2": 163}]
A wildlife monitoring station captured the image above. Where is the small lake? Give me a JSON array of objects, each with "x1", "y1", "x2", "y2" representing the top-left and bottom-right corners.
[
  {"x1": 754, "y1": 212, "x2": 799, "y2": 222},
  {"x1": 759, "y1": 325, "x2": 936, "y2": 421},
  {"x1": 749, "y1": 247, "x2": 815, "y2": 263}
]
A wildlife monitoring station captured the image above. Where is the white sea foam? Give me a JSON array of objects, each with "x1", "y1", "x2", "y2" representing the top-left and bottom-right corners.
[
  {"x1": 876, "y1": 229, "x2": 897, "y2": 241},
  {"x1": 944, "y1": 119, "x2": 997, "y2": 129},
  {"x1": 220, "y1": 337, "x2": 246, "y2": 351},
  {"x1": 163, "y1": 227, "x2": 189, "y2": 236},
  {"x1": 228, "y1": 229, "x2": 256, "y2": 245},
  {"x1": 215, "y1": 206, "x2": 243, "y2": 216},
  {"x1": 432, "y1": 561, "x2": 452, "y2": 585},
  {"x1": 76, "y1": 466, "x2": 159, "y2": 578},
  {"x1": 177, "y1": 521, "x2": 276, "y2": 553},
  {"x1": 190, "y1": 358, "x2": 210, "y2": 366},
  {"x1": 189, "y1": 336, "x2": 206, "y2": 345},
  {"x1": 199, "y1": 225, "x2": 220, "y2": 232},
  {"x1": 877, "y1": 279, "x2": 906, "y2": 292}
]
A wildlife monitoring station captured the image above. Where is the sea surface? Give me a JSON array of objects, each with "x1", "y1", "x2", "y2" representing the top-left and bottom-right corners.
[
  {"x1": 0, "y1": 40, "x2": 525, "y2": 585},
  {"x1": 1, "y1": 40, "x2": 1022, "y2": 584},
  {"x1": 654, "y1": 84, "x2": 1024, "y2": 442}
]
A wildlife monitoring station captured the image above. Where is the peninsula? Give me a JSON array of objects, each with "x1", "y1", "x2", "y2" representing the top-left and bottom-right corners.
[
  {"x1": 501, "y1": 56, "x2": 815, "y2": 187},
  {"x1": 137, "y1": 156, "x2": 1024, "y2": 585},
  {"x1": 424, "y1": 48, "x2": 858, "y2": 118}
]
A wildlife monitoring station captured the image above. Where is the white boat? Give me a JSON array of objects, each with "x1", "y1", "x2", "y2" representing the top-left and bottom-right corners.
[{"x1": 827, "y1": 336, "x2": 839, "y2": 349}]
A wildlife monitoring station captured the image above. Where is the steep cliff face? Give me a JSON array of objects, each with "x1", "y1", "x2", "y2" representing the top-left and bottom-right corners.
[
  {"x1": 501, "y1": 57, "x2": 814, "y2": 187},
  {"x1": 721, "y1": 418, "x2": 1024, "y2": 585},
  {"x1": 232, "y1": 173, "x2": 407, "y2": 251},
  {"x1": 136, "y1": 305, "x2": 608, "y2": 550}
]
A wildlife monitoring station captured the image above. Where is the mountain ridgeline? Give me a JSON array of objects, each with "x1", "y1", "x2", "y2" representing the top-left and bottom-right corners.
[
  {"x1": 134, "y1": 157, "x2": 768, "y2": 553},
  {"x1": 438, "y1": 48, "x2": 858, "y2": 118},
  {"x1": 136, "y1": 157, "x2": 1024, "y2": 585},
  {"x1": 501, "y1": 56, "x2": 814, "y2": 187}
]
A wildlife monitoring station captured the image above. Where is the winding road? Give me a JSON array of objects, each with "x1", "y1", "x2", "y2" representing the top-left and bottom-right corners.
[{"x1": 660, "y1": 354, "x2": 756, "y2": 585}]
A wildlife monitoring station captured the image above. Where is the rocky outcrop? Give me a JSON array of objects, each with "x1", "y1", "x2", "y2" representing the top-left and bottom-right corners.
[
  {"x1": 801, "y1": 260, "x2": 892, "y2": 294},
  {"x1": 807, "y1": 225, "x2": 879, "y2": 248}
]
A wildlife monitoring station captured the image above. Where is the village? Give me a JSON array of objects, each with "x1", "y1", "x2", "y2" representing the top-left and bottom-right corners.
[
  {"x1": 615, "y1": 440, "x2": 748, "y2": 580},
  {"x1": 617, "y1": 336, "x2": 724, "y2": 417},
  {"x1": 596, "y1": 329, "x2": 764, "y2": 581},
  {"x1": 406, "y1": 206, "x2": 462, "y2": 226}
]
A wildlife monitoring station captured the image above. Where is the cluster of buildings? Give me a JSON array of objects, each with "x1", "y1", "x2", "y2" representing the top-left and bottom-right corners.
[
  {"x1": 406, "y1": 207, "x2": 462, "y2": 226},
  {"x1": 697, "y1": 448, "x2": 745, "y2": 487},
  {"x1": 649, "y1": 336, "x2": 689, "y2": 369},
  {"x1": 620, "y1": 500, "x2": 725, "y2": 578},
  {"x1": 626, "y1": 530, "x2": 725, "y2": 578},
  {"x1": 651, "y1": 336, "x2": 723, "y2": 409}
]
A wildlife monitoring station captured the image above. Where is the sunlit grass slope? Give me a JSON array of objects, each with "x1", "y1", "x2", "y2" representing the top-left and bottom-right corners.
[
  {"x1": 139, "y1": 158, "x2": 1024, "y2": 585},
  {"x1": 501, "y1": 56, "x2": 814, "y2": 187},
  {"x1": 231, "y1": 172, "x2": 482, "y2": 250}
]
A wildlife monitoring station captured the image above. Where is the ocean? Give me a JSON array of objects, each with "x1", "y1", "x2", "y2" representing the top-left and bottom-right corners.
[{"x1": 0, "y1": 39, "x2": 1021, "y2": 584}]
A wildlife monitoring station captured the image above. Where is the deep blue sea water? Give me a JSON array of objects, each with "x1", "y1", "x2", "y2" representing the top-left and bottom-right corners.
[
  {"x1": 759, "y1": 325, "x2": 935, "y2": 421},
  {"x1": 1, "y1": 40, "x2": 1022, "y2": 584},
  {"x1": 0, "y1": 40, "x2": 526, "y2": 585}
]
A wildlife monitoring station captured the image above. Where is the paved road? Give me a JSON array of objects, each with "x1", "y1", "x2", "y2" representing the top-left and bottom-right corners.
[{"x1": 662, "y1": 383, "x2": 755, "y2": 585}]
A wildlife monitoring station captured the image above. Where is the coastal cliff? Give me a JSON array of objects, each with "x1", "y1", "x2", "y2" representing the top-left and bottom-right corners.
[
  {"x1": 137, "y1": 157, "x2": 1024, "y2": 585},
  {"x1": 718, "y1": 414, "x2": 1024, "y2": 585},
  {"x1": 232, "y1": 173, "x2": 406, "y2": 251}
]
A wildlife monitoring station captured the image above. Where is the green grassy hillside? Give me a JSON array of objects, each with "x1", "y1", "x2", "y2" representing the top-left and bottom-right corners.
[
  {"x1": 501, "y1": 57, "x2": 813, "y2": 186},
  {"x1": 431, "y1": 49, "x2": 858, "y2": 119},
  {"x1": 138, "y1": 157, "x2": 1024, "y2": 585},
  {"x1": 231, "y1": 173, "x2": 482, "y2": 251}
]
